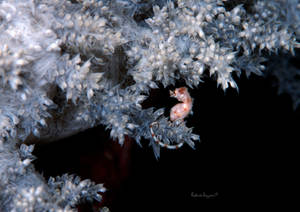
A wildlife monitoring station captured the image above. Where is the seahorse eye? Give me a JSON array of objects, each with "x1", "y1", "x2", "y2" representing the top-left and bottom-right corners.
[{"x1": 177, "y1": 87, "x2": 186, "y2": 94}]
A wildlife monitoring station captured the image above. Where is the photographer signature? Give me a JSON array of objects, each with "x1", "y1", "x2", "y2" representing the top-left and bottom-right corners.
[{"x1": 191, "y1": 192, "x2": 218, "y2": 199}]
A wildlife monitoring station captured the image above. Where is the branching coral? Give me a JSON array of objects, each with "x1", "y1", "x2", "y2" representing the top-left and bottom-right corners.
[{"x1": 0, "y1": 0, "x2": 299, "y2": 211}]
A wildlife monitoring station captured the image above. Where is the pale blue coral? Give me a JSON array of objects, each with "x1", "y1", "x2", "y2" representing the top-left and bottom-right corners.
[{"x1": 0, "y1": 0, "x2": 299, "y2": 211}]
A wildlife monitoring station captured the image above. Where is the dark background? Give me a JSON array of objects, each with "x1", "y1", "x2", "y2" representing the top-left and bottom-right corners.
[{"x1": 33, "y1": 71, "x2": 299, "y2": 211}]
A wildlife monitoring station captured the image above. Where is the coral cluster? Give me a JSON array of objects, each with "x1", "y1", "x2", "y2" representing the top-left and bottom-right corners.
[{"x1": 0, "y1": 0, "x2": 299, "y2": 211}]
